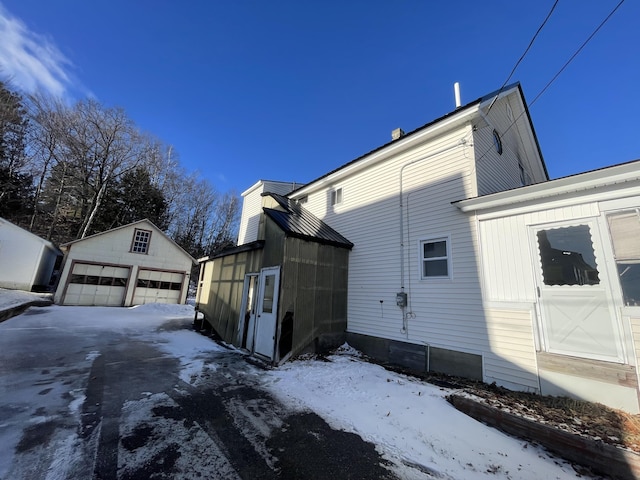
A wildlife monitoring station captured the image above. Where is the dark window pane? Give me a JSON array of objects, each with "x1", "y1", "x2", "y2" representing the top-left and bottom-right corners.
[
  {"x1": 618, "y1": 263, "x2": 640, "y2": 306},
  {"x1": 160, "y1": 281, "x2": 170, "y2": 290},
  {"x1": 86, "y1": 275, "x2": 99, "y2": 285},
  {"x1": 70, "y1": 274, "x2": 85, "y2": 284},
  {"x1": 99, "y1": 277, "x2": 113, "y2": 286},
  {"x1": 424, "y1": 241, "x2": 446, "y2": 258},
  {"x1": 137, "y1": 279, "x2": 149, "y2": 288},
  {"x1": 262, "y1": 274, "x2": 275, "y2": 313},
  {"x1": 537, "y1": 226, "x2": 600, "y2": 286},
  {"x1": 423, "y1": 259, "x2": 448, "y2": 277},
  {"x1": 114, "y1": 278, "x2": 127, "y2": 287},
  {"x1": 170, "y1": 282, "x2": 182, "y2": 291}
]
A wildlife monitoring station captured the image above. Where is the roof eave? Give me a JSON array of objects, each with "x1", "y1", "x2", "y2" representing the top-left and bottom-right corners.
[
  {"x1": 455, "y1": 160, "x2": 640, "y2": 213},
  {"x1": 289, "y1": 100, "x2": 485, "y2": 198}
]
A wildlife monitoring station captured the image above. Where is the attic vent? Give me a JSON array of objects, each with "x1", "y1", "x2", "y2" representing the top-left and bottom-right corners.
[{"x1": 391, "y1": 128, "x2": 405, "y2": 140}]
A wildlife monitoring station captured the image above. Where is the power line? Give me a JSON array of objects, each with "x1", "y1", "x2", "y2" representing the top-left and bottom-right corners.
[
  {"x1": 476, "y1": 0, "x2": 626, "y2": 168},
  {"x1": 486, "y1": 0, "x2": 560, "y2": 114},
  {"x1": 529, "y1": 0, "x2": 625, "y2": 107}
]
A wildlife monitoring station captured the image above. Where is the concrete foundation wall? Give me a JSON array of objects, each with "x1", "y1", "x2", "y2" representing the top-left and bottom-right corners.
[{"x1": 346, "y1": 332, "x2": 483, "y2": 381}]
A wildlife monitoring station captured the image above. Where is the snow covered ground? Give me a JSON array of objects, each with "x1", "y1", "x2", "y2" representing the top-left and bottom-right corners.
[
  {"x1": 0, "y1": 293, "x2": 594, "y2": 479},
  {"x1": 0, "y1": 288, "x2": 51, "y2": 310}
]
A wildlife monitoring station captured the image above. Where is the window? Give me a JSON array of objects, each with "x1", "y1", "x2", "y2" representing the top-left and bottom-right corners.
[
  {"x1": 607, "y1": 210, "x2": 640, "y2": 306},
  {"x1": 421, "y1": 238, "x2": 450, "y2": 278},
  {"x1": 492, "y1": 129, "x2": 503, "y2": 155},
  {"x1": 536, "y1": 226, "x2": 600, "y2": 286},
  {"x1": 71, "y1": 274, "x2": 128, "y2": 286},
  {"x1": 331, "y1": 188, "x2": 343, "y2": 206},
  {"x1": 131, "y1": 228, "x2": 151, "y2": 254}
]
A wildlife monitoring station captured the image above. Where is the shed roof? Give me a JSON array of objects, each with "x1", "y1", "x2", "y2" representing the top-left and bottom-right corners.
[{"x1": 263, "y1": 193, "x2": 354, "y2": 249}]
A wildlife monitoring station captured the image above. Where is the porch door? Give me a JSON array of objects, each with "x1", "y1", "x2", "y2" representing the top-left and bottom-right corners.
[
  {"x1": 532, "y1": 221, "x2": 624, "y2": 363},
  {"x1": 239, "y1": 274, "x2": 258, "y2": 351},
  {"x1": 253, "y1": 267, "x2": 280, "y2": 360}
]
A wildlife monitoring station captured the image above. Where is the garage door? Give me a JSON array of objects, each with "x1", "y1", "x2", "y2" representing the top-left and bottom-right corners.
[
  {"x1": 132, "y1": 269, "x2": 184, "y2": 305},
  {"x1": 63, "y1": 263, "x2": 130, "y2": 306}
]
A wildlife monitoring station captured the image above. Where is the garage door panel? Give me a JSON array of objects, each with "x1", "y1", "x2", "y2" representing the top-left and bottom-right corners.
[
  {"x1": 63, "y1": 263, "x2": 129, "y2": 306},
  {"x1": 133, "y1": 269, "x2": 184, "y2": 305}
]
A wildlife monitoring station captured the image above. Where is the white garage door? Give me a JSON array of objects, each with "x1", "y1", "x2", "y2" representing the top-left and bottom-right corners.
[
  {"x1": 63, "y1": 263, "x2": 130, "y2": 306},
  {"x1": 132, "y1": 269, "x2": 184, "y2": 305}
]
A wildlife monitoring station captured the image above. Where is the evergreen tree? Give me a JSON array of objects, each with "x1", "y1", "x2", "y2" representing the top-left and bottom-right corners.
[
  {"x1": 89, "y1": 167, "x2": 168, "y2": 234},
  {"x1": 0, "y1": 81, "x2": 32, "y2": 222}
]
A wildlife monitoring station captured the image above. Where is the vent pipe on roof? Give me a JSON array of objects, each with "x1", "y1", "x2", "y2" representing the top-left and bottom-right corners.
[
  {"x1": 454, "y1": 82, "x2": 461, "y2": 108},
  {"x1": 391, "y1": 128, "x2": 405, "y2": 140}
]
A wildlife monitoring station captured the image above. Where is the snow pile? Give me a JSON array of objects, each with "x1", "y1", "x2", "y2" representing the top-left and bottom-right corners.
[
  {"x1": 0, "y1": 288, "x2": 51, "y2": 310},
  {"x1": 263, "y1": 347, "x2": 586, "y2": 480},
  {"x1": 128, "y1": 302, "x2": 196, "y2": 318}
]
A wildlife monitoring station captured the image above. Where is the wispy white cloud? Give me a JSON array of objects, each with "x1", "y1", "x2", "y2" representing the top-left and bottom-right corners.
[{"x1": 0, "y1": 3, "x2": 75, "y2": 97}]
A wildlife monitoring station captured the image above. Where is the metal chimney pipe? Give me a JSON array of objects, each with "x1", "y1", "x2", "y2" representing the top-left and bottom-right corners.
[{"x1": 454, "y1": 82, "x2": 461, "y2": 108}]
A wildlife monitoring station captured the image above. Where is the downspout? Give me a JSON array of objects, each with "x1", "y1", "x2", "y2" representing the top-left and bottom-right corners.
[{"x1": 398, "y1": 138, "x2": 468, "y2": 335}]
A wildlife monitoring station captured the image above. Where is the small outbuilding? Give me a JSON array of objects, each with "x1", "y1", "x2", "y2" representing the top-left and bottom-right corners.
[
  {"x1": 0, "y1": 217, "x2": 62, "y2": 292},
  {"x1": 55, "y1": 219, "x2": 195, "y2": 306},
  {"x1": 196, "y1": 193, "x2": 353, "y2": 364}
]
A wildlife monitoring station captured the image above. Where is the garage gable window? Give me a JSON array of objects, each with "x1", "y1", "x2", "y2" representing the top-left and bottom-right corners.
[{"x1": 131, "y1": 228, "x2": 151, "y2": 254}]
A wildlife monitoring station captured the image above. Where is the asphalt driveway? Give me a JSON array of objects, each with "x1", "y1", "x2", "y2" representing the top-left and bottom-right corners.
[{"x1": 0, "y1": 305, "x2": 397, "y2": 480}]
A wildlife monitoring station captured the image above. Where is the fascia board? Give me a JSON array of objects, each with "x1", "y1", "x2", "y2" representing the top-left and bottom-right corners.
[
  {"x1": 455, "y1": 161, "x2": 640, "y2": 213},
  {"x1": 241, "y1": 180, "x2": 266, "y2": 197}
]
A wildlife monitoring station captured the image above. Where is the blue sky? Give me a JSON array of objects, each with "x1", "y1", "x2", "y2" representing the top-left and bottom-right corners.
[{"x1": 0, "y1": 1, "x2": 637, "y2": 195}]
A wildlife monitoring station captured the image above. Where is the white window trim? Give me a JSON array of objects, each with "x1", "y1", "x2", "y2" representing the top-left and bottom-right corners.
[
  {"x1": 419, "y1": 235, "x2": 452, "y2": 280},
  {"x1": 331, "y1": 187, "x2": 343, "y2": 206}
]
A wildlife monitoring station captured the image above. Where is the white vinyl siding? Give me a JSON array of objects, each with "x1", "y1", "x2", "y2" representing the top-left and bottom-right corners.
[
  {"x1": 483, "y1": 307, "x2": 540, "y2": 392},
  {"x1": 478, "y1": 202, "x2": 599, "y2": 303},
  {"x1": 237, "y1": 181, "x2": 298, "y2": 245},
  {"x1": 475, "y1": 95, "x2": 546, "y2": 196},
  {"x1": 301, "y1": 126, "x2": 488, "y2": 354}
]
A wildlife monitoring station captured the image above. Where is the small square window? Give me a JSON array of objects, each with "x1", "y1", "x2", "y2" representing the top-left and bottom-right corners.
[
  {"x1": 421, "y1": 238, "x2": 450, "y2": 279},
  {"x1": 331, "y1": 188, "x2": 343, "y2": 206},
  {"x1": 131, "y1": 229, "x2": 151, "y2": 254}
]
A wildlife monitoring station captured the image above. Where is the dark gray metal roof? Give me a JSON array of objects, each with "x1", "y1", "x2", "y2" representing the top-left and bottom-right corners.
[
  {"x1": 209, "y1": 240, "x2": 265, "y2": 260},
  {"x1": 263, "y1": 194, "x2": 353, "y2": 249}
]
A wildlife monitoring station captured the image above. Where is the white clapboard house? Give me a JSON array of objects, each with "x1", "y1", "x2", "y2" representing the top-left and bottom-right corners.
[{"x1": 197, "y1": 83, "x2": 640, "y2": 412}]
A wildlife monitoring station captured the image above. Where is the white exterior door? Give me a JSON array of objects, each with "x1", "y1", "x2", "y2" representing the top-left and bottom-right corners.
[
  {"x1": 253, "y1": 267, "x2": 280, "y2": 360},
  {"x1": 532, "y1": 221, "x2": 624, "y2": 363}
]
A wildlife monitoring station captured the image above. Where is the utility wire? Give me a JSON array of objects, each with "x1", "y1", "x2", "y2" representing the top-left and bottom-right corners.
[
  {"x1": 486, "y1": 0, "x2": 560, "y2": 115},
  {"x1": 529, "y1": 0, "x2": 625, "y2": 108},
  {"x1": 476, "y1": 0, "x2": 626, "y2": 166}
]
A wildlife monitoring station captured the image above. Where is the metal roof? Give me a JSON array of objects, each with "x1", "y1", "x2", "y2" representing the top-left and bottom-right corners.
[{"x1": 263, "y1": 194, "x2": 353, "y2": 249}]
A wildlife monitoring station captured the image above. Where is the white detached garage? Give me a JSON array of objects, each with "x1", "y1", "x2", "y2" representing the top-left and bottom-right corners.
[{"x1": 54, "y1": 219, "x2": 195, "y2": 307}]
